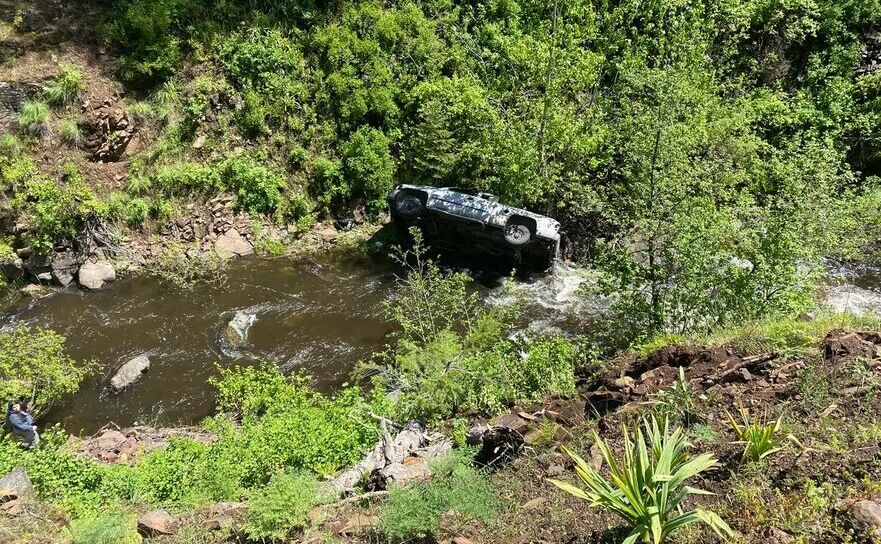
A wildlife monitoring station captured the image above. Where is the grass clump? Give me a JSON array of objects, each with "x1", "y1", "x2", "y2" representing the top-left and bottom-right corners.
[
  {"x1": 241, "y1": 470, "x2": 323, "y2": 542},
  {"x1": 67, "y1": 513, "x2": 140, "y2": 544},
  {"x1": 18, "y1": 100, "x2": 50, "y2": 137},
  {"x1": 44, "y1": 64, "x2": 85, "y2": 106},
  {"x1": 59, "y1": 117, "x2": 82, "y2": 147},
  {"x1": 379, "y1": 450, "x2": 499, "y2": 542},
  {"x1": 727, "y1": 408, "x2": 783, "y2": 463},
  {"x1": 550, "y1": 417, "x2": 733, "y2": 544}
]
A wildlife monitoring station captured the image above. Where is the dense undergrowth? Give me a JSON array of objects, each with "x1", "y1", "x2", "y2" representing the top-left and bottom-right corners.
[{"x1": 3, "y1": 0, "x2": 881, "y2": 542}]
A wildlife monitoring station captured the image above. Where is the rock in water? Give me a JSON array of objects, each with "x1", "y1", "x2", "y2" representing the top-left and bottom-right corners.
[
  {"x1": 224, "y1": 311, "x2": 257, "y2": 348},
  {"x1": 110, "y1": 355, "x2": 151, "y2": 391},
  {"x1": 78, "y1": 260, "x2": 116, "y2": 290},
  {"x1": 214, "y1": 228, "x2": 253, "y2": 258}
]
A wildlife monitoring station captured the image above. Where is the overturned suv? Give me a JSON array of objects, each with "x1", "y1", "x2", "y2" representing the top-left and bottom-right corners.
[{"x1": 388, "y1": 184, "x2": 561, "y2": 271}]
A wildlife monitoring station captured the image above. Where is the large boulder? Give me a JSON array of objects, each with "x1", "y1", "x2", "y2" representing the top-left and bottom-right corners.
[
  {"x1": 110, "y1": 355, "x2": 151, "y2": 391},
  {"x1": 224, "y1": 310, "x2": 257, "y2": 348},
  {"x1": 78, "y1": 260, "x2": 116, "y2": 290},
  {"x1": 50, "y1": 252, "x2": 79, "y2": 287},
  {"x1": 214, "y1": 228, "x2": 253, "y2": 258},
  {"x1": 137, "y1": 509, "x2": 178, "y2": 537},
  {"x1": 0, "y1": 468, "x2": 34, "y2": 502}
]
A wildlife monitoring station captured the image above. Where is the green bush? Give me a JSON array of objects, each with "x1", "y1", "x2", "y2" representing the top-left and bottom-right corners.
[
  {"x1": 0, "y1": 327, "x2": 93, "y2": 414},
  {"x1": 372, "y1": 237, "x2": 576, "y2": 420},
  {"x1": 150, "y1": 162, "x2": 220, "y2": 195},
  {"x1": 18, "y1": 101, "x2": 50, "y2": 137},
  {"x1": 150, "y1": 243, "x2": 228, "y2": 289},
  {"x1": 44, "y1": 64, "x2": 85, "y2": 106},
  {"x1": 14, "y1": 167, "x2": 100, "y2": 252},
  {"x1": 218, "y1": 155, "x2": 286, "y2": 215},
  {"x1": 241, "y1": 470, "x2": 320, "y2": 542},
  {"x1": 341, "y1": 126, "x2": 395, "y2": 214},
  {"x1": 106, "y1": 0, "x2": 195, "y2": 84},
  {"x1": 380, "y1": 450, "x2": 498, "y2": 542}
]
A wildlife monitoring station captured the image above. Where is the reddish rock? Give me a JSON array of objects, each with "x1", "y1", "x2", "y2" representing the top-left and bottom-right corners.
[{"x1": 338, "y1": 512, "x2": 379, "y2": 536}]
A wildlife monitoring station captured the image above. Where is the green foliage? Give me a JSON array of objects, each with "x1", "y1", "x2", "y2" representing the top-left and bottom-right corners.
[
  {"x1": 68, "y1": 513, "x2": 141, "y2": 544},
  {"x1": 59, "y1": 118, "x2": 83, "y2": 147},
  {"x1": 105, "y1": 193, "x2": 150, "y2": 228},
  {"x1": 550, "y1": 417, "x2": 734, "y2": 544},
  {"x1": 727, "y1": 408, "x2": 783, "y2": 463},
  {"x1": 241, "y1": 470, "x2": 321, "y2": 542},
  {"x1": 650, "y1": 367, "x2": 696, "y2": 426},
  {"x1": 13, "y1": 166, "x2": 100, "y2": 253},
  {"x1": 150, "y1": 243, "x2": 228, "y2": 289},
  {"x1": 18, "y1": 101, "x2": 50, "y2": 137},
  {"x1": 379, "y1": 450, "x2": 499, "y2": 542},
  {"x1": 0, "y1": 327, "x2": 93, "y2": 414},
  {"x1": 372, "y1": 234, "x2": 576, "y2": 420},
  {"x1": 341, "y1": 126, "x2": 395, "y2": 214},
  {"x1": 150, "y1": 162, "x2": 220, "y2": 195},
  {"x1": 218, "y1": 154, "x2": 286, "y2": 215},
  {"x1": 44, "y1": 64, "x2": 85, "y2": 106}
]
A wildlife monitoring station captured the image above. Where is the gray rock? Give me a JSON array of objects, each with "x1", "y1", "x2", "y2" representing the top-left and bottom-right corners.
[
  {"x1": 850, "y1": 500, "x2": 881, "y2": 539},
  {"x1": 110, "y1": 355, "x2": 151, "y2": 391},
  {"x1": 0, "y1": 468, "x2": 34, "y2": 501},
  {"x1": 214, "y1": 228, "x2": 253, "y2": 258},
  {"x1": 0, "y1": 256, "x2": 23, "y2": 281},
  {"x1": 36, "y1": 272, "x2": 51, "y2": 282},
  {"x1": 78, "y1": 260, "x2": 116, "y2": 290},
  {"x1": 19, "y1": 283, "x2": 51, "y2": 298},
  {"x1": 223, "y1": 311, "x2": 257, "y2": 348},
  {"x1": 50, "y1": 252, "x2": 79, "y2": 287}
]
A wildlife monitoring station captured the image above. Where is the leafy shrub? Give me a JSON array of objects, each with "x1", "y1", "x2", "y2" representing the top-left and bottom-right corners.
[
  {"x1": 106, "y1": 0, "x2": 194, "y2": 84},
  {"x1": 68, "y1": 513, "x2": 140, "y2": 544},
  {"x1": 372, "y1": 235, "x2": 576, "y2": 420},
  {"x1": 380, "y1": 450, "x2": 498, "y2": 542},
  {"x1": 218, "y1": 155, "x2": 286, "y2": 215},
  {"x1": 550, "y1": 417, "x2": 733, "y2": 544},
  {"x1": 341, "y1": 126, "x2": 395, "y2": 214},
  {"x1": 727, "y1": 407, "x2": 783, "y2": 462},
  {"x1": 18, "y1": 101, "x2": 50, "y2": 137},
  {"x1": 0, "y1": 327, "x2": 93, "y2": 414},
  {"x1": 14, "y1": 167, "x2": 100, "y2": 252},
  {"x1": 205, "y1": 366, "x2": 380, "y2": 483},
  {"x1": 150, "y1": 162, "x2": 220, "y2": 195},
  {"x1": 312, "y1": 156, "x2": 347, "y2": 210},
  {"x1": 44, "y1": 64, "x2": 85, "y2": 106},
  {"x1": 241, "y1": 470, "x2": 320, "y2": 541}
]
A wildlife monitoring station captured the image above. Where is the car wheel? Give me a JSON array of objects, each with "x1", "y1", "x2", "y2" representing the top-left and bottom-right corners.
[
  {"x1": 394, "y1": 192, "x2": 425, "y2": 218},
  {"x1": 504, "y1": 218, "x2": 533, "y2": 246}
]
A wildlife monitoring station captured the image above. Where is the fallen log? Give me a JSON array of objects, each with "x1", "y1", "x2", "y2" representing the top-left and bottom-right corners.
[{"x1": 328, "y1": 420, "x2": 452, "y2": 494}]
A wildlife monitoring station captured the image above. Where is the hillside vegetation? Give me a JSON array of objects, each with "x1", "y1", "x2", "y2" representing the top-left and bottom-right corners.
[{"x1": 2, "y1": 1, "x2": 881, "y2": 543}]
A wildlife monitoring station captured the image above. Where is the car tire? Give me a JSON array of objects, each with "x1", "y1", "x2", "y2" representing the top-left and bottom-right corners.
[
  {"x1": 394, "y1": 191, "x2": 426, "y2": 218},
  {"x1": 504, "y1": 217, "x2": 534, "y2": 246}
]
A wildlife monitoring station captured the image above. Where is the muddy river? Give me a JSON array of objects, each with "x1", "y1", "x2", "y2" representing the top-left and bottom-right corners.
[
  {"x1": 1, "y1": 256, "x2": 397, "y2": 433},
  {"x1": 2, "y1": 254, "x2": 878, "y2": 434}
]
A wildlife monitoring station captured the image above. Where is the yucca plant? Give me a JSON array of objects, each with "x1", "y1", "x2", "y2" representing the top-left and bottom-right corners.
[
  {"x1": 549, "y1": 417, "x2": 733, "y2": 544},
  {"x1": 726, "y1": 407, "x2": 782, "y2": 462}
]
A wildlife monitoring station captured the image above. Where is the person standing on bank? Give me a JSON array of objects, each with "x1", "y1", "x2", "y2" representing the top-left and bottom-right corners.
[{"x1": 6, "y1": 402, "x2": 39, "y2": 449}]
